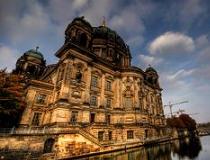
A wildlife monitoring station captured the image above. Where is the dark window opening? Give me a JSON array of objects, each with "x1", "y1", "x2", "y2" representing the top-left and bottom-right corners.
[
  {"x1": 147, "y1": 77, "x2": 153, "y2": 84},
  {"x1": 102, "y1": 48, "x2": 107, "y2": 58},
  {"x1": 98, "y1": 131, "x2": 104, "y2": 141},
  {"x1": 31, "y1": 112, "x2": 42, "y2": 126},
  {"x1": 90, "y1": 113, "x2": 95, "y2": 123},
  {"x1": 90, "y1": 95, "x2": 97, "y2": 106},
  {"x1": 108, "y1": 131, "x2": 112, "y2": 141},
  {"x1": 106, "y1": 98, "x2": 111, "y2": 108},
  {"x1": 127, "y1": 130, "x2": 134, "y2": 139},
  {"x1": 105, "y1": 80, "x2": 112, "y2": 91},
  {"x1": 91, "y1": 75, "x2": 98, "y2": 87},
  {"x1": 75, "y1": 70, "x2": 82, "y2": 83},
  {"x1": 70, "y1": 111, "x2": 78, "y2": 125},
  {"x1": 79, "y1": 33, "x2": 87, "y2": 47},
  {"x1": 145, "y1": 129, "x2": 148, "y2": 139},
  {"x1": 106, "y1": 115, "x2": 111, "y2": 125},
  {"x1": 36, "y1": 94, "x2": 46, "y2": 104},
  {"x1": 43, "y1": 138, "x2": 55, "y2": 153},
  {"x1": 27, "y1": 65, "x2": 37, "y2": 75}
]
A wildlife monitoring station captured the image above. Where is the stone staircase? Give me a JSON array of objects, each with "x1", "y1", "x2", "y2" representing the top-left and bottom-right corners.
[{"x1": 79, "y1": 129, "x2": 102, "y2": 147}]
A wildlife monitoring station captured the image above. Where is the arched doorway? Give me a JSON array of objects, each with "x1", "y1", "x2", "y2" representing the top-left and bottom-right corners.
[{"x1": 43, "y1": 138, "x2": 55, "y2": 153}]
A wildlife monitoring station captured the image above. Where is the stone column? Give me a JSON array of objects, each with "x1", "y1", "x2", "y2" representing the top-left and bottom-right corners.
[
  {"x1": 134, "y1": 79, "x2": 138, "y2": 108},
  {"x1": 100, "y1": 74, "x2": 105, "y2": 107},
  {"x1": 59, "y1": 63, "x2": 67, "y2": 99},
  {"x1": 84, "y1": 66, "x2": 91, "y2": 103},
  {"x1": 115, "y1": 78, "x2": 120, "y2": 108}
]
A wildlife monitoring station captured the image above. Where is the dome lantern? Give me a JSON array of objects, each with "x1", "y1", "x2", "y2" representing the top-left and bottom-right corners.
[{"x1": 145, "y1": 65, "x2": 159, "y2": 88}]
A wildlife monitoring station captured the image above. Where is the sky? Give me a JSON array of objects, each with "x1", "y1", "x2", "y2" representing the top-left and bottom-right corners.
[{"x1": 0, "y1": 0, "x2": 210, "y2": 123}]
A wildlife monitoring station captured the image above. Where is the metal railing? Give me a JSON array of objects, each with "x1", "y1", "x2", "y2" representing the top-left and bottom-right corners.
[
  {"x1": 0, "y1": 126, "x2": 103, "y2": 147},
  {"x1": 0, "y1": 126, "x2": 80, "y2": 135}
]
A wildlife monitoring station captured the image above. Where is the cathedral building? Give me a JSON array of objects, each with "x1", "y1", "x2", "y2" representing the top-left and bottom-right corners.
[{"x1": 12, "y1": 16, "x2": 166, "y2": 157}]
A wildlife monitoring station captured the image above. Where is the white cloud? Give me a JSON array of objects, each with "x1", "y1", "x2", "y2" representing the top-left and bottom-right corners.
[
  {"x1": 73, "y1": 0, "x2": 88, "y2": 9},
  {"x1": 109, "y1": 10, "x2": 145, "y2": 35},
  {"x1": 164, "y1": 0, "x2": 206, "y2": 30},
  {"x1": 80, "y1": 0, "x2": 115, "y2": 26},
  {"x1": 195, "y1": 35, "x2": 209, "y2": 49},
  {"x1": 47, "y1": 0, "x2": 86, "y2": 25},
  {"x1": 194, "y1": 34, "x2": 210, "y2": 64},
  {"x1": 179, "y1": 0, "x2": 205, "y2": 24},
  {"x1": 166, "y1": 69, "x2": 195, "y2": 81},
  {"x1": 0, "y1": 0, "x2": 59, "y2": 47},
  {"x1": 78, "y1": 0, "x2": 155, "y2": 48},
  {"x1": 160, "y1": 69, "x2": 194, "y2": 91},
  {"x1": 127, "y1": 36, "x2": 144, "y2": 47},
  {"x1": 191, "y1": 65, "x2": 210, "y2": 82},
  {"x1": 149, "y1": 32, "x2": 195, "y2": 55},
  {"x1": 11, "y1": 2, "x2": 51, "y2": 43},
  {"x1": 138, "y1": 54, "x2": 163, "y2": 68},
  {"x1": 0, "y1": 44, "x2": 19, "y2": 71}
]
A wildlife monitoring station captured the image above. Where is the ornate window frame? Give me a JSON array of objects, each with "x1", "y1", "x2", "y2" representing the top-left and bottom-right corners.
[
  {"x1": 35, "y1": 93, "x2": 47, "y2": 105},
  {"x1": 127, "y1": 130, "x2": 134, "y2": 139},
  {"x1": 31, "y1": 112, "x2": 42, "y2": 126},
  {"x1": 90, "y1": 95, "x2": 98, "y2": 106}
]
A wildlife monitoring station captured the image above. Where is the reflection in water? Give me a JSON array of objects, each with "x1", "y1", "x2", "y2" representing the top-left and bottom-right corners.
[
  {"x1": 80, "y1": 136, "x2": 206, "y2": 160},
  {"x1": 145, "y1": 143, "x2": 171, "y2": 160},
  {"x1": 172, "y1": 137, "x2": 202, "y2": 159}
]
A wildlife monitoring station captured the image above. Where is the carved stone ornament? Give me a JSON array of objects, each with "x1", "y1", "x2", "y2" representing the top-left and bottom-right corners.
[
  {"x1": 123, "y1": 86, "x2": 134, "y2": 97},
  {"x1": 71, "y1": 90, "x2": 81, "y2": 98}
]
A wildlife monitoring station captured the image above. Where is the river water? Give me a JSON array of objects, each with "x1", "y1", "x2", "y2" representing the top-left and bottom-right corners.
[{"x1": 80, "y1": 136, "x2": 210, "y2": 160}]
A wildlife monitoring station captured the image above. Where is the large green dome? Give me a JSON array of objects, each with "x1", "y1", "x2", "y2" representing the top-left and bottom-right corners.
[
  {"x1": 93, "y1": 26, "x2": 127, "y2": 51},
  {"x1": 24, "y1": 49, "x2": 44, "y2": 60}
]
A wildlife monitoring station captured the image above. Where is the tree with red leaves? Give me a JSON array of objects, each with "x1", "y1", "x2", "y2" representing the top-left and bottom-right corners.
[
  {"x1": 167, "y1": 117, "x2": 185, "y2": 128},
  {"x1": 167, "y1": 114, "x2": 197, "y2": 131},
  {"x1": 0, "y1": 69, "x2": 26, "y2": 127},
  {"x1": 179, "y1": 114, "x2": 196, "y2": 131}
]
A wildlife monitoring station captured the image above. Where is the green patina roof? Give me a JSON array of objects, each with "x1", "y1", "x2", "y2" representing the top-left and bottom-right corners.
[
  {"x1": 24, "y1": 49, "x2": 44, "y2": 60},
  {"x1": 93, "y1": 26, "x2": 117, "y2": 38},
  {"x1": 93, "y1": 26, "x2": 127, "y2": 50}
]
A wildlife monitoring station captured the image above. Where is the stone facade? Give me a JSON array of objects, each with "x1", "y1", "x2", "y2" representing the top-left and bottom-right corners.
[{"x1": 2, "y1": 16, "x2": 166, "y2": 158}]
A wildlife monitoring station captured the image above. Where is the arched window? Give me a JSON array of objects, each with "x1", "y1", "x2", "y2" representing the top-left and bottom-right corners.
[
  {"x1": 75, "y1": 70, "x2": 82, "y2": 82},
  {"x1": 43, "y1": 138, "x2": 55, "y2": 153},
  {"x1": 27, "y1": 65, "x2": 36, "y2": 75},
  {"x1": 124, "y1": 97, "x2": 133, "y2": 108},
  {"x1": 79, "y1": 33, "x2": 87, "y2": 47},
  {"x1": 123, "y1": 86, "x2": 133, "y2": 109}
]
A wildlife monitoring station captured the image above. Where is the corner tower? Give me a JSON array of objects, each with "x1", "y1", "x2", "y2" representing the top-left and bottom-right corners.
[
  {"x1": 65, "y1": 16, "x2": 93, "y2": 49},
  {"x1": 14, "y1": 47, "x2": 46, "y2": 78}
]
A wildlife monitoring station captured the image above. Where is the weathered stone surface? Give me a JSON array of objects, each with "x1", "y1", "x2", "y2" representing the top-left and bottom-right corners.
[{"x1": 0, "y1": 16, "x2": 167, "y2": 159}]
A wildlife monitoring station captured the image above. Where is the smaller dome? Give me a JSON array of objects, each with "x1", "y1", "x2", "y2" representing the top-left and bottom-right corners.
[
  {"x1": 14, "y1": 47, "x2": 46, "y2": 78},
  {"x1": 145, "y1": 66, "x2": 158, "y2": 74},
  {"x1": 24, "y1": 49, "x2": 44, "y2": 60}
]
